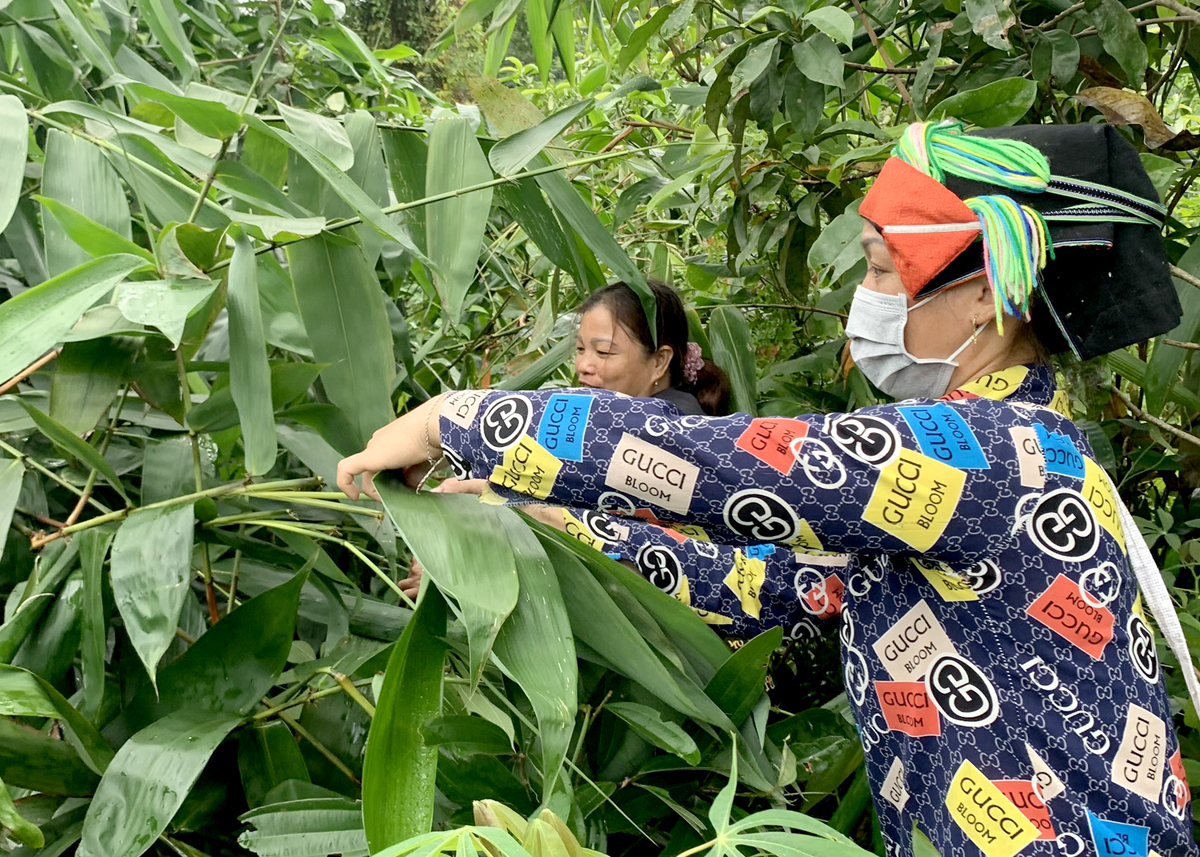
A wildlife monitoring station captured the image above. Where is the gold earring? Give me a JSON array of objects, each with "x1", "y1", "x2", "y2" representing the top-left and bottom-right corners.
[{"x1": 970, "y1": 316, "x2": 979, "y2": 344}]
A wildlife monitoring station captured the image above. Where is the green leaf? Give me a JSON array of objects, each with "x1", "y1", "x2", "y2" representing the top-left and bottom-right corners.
[
  {"x1": 49, "y1": 337, "x2": 137, "y2": 436},
  {"x1": 187, "y1": 362, "x2": 326, "y2": 433},
  {"x1": 129, "y1": 570, "x2": 307, "y2": 724},
  {"x1": 707, "y1": 306, "x2": 758, "y2": 417},
  {"x1": 606, "y1": 702, "x2": 700, "y2": 764},
  {"x1": 491, "y1": 515, "x2": 577, "y2": 798},
  {"x1": 709, "y1": 734, "x2": 738, "y2": 833},
  {"x1": 381, "y1": 129, "x2": 428, "y2": 256},
  {"x1": 110, "y1": 504, "x2": 195, "y2": 689},
  {"x1": 18, "y1": 401, "x2": 131, "y2": 502},
  {"x1": 238, "y1": 797, "x2": 369, "y2": 857},
  {"x1": 964, "y1": 0, "x2": 1015, "y2": 50},
  {"x1": 375, "y1": 479, "x2": 518, "y2": 685},
  {"x1": 35, "y1": 196, "x2": 155, "y2": 263},
  {"x1": 803, "y1": 7, "x2": 854, "y2": 46},
  {"x1": 617, "y1": 5, "x2": 672, "y2": 71},
  {"x1": 0, "y1": 456, "x2": 23, "y2": 565},
  {"x1": 238, "y1": 722, "x2": 311, "y2": 810},
  {"x1": 228, "y1": 211, "x2": 327, "y2": 242},
  {"x1": 734, "y1": 37, "x2": 781, "y2": 92},
  {"x1": 0, "y1": 717, "x2": 98, "y2": 797},
  {"x1": 140, "y1": 0, "x2": 198, "y2": 79},
  {"x1": 41, "y1": 129, "x2": 133, "y2": 277},
  {"x1": 0, "y1": 665, "x2": 114, "y2": 774},
  {"x1": 489, "y1": 99, "x2": 594, "y2": 177},
  {"x1": 422, "y1": 715, "x2": 514, "y2": 756},
  {"x1": 0, "y1": 253, "x2": 150, "y2": 385},
  {"x1": 549, "y1": 2, "x2": 576, "y2": 84},
  {"x1": 524, "y1": 0, "x2": 552, "y2": 84},
  {"x1": 275, "y1": 100, "x2": 355, "y2": 171},
  {"x1": 1144, "y1": 225, "x2": 1200, "y2": 414},
  {"x1": 495, "y1": 178, "x2": 591, "y2": 285},
  {"x1": 425, "y1": 116, "x2": 494, "y2": 325},
  {"x1": 126, "y1": 83, "x2": 242, "y2": 140},
  {"x1": 77, "y1": 709, "x2": 242, "y2": 857},
  {"x1": 227, "y1": 231, "x2": 277, "y2": 476},
  {"x1": 912, "y1": 823, "x2": 939, "y2": 857},
  {"x1": 0, "y1": 541, "x2": 79, "y2": 665},
  {"x1": 0, "y1": 95, "x2": 29, "y2": 235},
  {"x1": 930, "y1": 78, "x2": 1037, "y2": 127},
  {"x1": 703, "y1": 627, "x2": 782, "y2": 725},
  {"x1": 1041, "y1": 29, "x2": 1079, "y2": 83},
  {"x1": 362, "y1": 586, "x2": 447, "y2": 853},
  {"x1": 1084, "y1": 0, "x2": 1147, "y2": 84},
  {"x1": 791, "y1": 34, "x2": 842, "y2": 88},
  {"x1": 114, "y1": 278, "x2": 219, "y2": 348},
  {"x1": 0, "y1": 776, "x2": 43, "y2": 849},
  {"x1": 78, "y1": 528, "x2": 112, "y2": 720},
  {"x1": 46, "y1": 0, "x2": 119, "y2": 78},
  {"x1": 286, "y1": 236, "x2": 395, "y2": 450}
]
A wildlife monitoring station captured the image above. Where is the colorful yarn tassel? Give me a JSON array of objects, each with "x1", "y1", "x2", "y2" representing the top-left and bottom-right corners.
[
  {"x1": 963, "y1": 195, "x2": 1054, "y2": 334},
  {"x1": 894, "y1": 120, "x2": 1051, "y2": 192}
]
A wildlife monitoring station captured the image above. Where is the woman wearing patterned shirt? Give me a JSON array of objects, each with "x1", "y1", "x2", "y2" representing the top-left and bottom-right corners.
[{"x1": 339, "y1": 122, "x2": 1197, "y2": 857}]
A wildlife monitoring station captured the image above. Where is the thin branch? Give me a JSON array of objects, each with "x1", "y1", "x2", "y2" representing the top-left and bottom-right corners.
[
  {"x1": 1037, "y1": 1, "x2": 1085, "y2": 30},
  {"x1": 1110, "y1": 385, "x2": 1200, "y2": 450},
  {"x1": 844, "y1": 61, "x2": 921, "y2": 75},
  {"x1": 1075, "y1": 16, "x2": 1195, "y2": 37},
  {"x1": 1163, "y1": 339, "x2": 1200, "y2": 350},
  {"x1": 847, "y1": 0, "x2": 916, "y2": 112},
  {"x1": 695, "y1": 302, "x2": 849, "y2": 319},
  {"x1": 0, "y1": 348, "x2": 60, "y2": 393},
  {"x1": 1171, "y1": 264, "x2": 1200, "y2": 292},
  {"x1": 0, "y1": 437, "x2": 112, "y2": 516}
]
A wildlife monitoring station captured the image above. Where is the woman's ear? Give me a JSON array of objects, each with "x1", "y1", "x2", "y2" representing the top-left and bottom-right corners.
[{"x1": 653, "y1": 345, "x2": 674, "y2": 383}]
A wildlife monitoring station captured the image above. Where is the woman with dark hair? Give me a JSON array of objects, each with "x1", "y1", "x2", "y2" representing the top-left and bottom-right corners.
[{"x1": 340, "y1": 121, "x2": 1199, "y2": 856}]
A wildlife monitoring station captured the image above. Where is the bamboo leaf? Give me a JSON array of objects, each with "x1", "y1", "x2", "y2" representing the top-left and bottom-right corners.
[
  {"x1": 285, "y1": 235, "x2": 395, "y2": 449},
  {"x1": 524, "y1": 0, "x2": 553, "y2": 84},
  {"x1": 77, "y1": 709, "x2": 242, "y2": 857},
  {"x1": 276, "y1": 100, "x2": 355, "y2": 170},
  {"x1": 34, "y1": 196, "x2": 156, "y2": 264},
  {"x1": 0, "y1": 456, "x2": 23, "y2": 565},
  {"x1": 606, "y1": 702, "x2": 700, "y2": 764},
  {"x1": 425, "y1": 116, "x2": 494, "y2": 325},
  {"x1": 139, "y1": 0, "x2": 198, "y2": 79},
  {"x1": 707, "y1": 305, "x2": 758, "y2": 416},
  {"x1": 78, "y1": 528, "x2": 112, "y2": 720},
  {"x1": 1144, "y1": 240, "x2": 1200, "y2": 414},
  {"x1": 127, "y1": 83, "x2": 242, "y2": 140},
  {"x1": 489, "y1": 99, "x2": 594, "y2": 177},
  {"x1": 110, "y1": 504, "x2": 195, "y2": 690},
  {"x1": 238, "y1": 797, "x2": 369, "y2": 857},
  {"x1": 0, "y1": 254, "x2": 151, "y2": 385},
  {"x1": 18, "y1": 401, "x2": 131, "y2": 501},
  {"x1": 0, "y1": 717, "x2": 98, "y2": 797},
  {"x1": 0, "y1": 95, "x2": 28, "y2": 235},
  {"x1": 0, "y1": 541, "x2": 79, "y2": 665},
  {"x1": 0, "y1": 775, "x2": 42, "y2": 849},
  {"x1": 362, "y1": 585, "x2": 448, "y2": 852},
  {"x1": 238, "y1": 722, "x2": 312, "y2": 810},
  {"x1": 375, "y1": 479, "x2": 518, "y2": 685},
  {"x1": 228, "y1": 231, "x2": 277, "y2": 476},
  {"x1": 0, "y1": 665, "x2": 114, "y2": 775},
  {"x1": 49, "y1": 337, "x2": 137, "y2": 436},
  {"x1": 41, "y1": 129, "x2": 132, "y2": 277},
  {"x1": 703, "y1": 626, "x2": 782, "y2": 726}
]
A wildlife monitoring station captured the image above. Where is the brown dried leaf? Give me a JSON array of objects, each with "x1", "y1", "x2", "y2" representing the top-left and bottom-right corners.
[
  {"x1": 1074, "y1": 86, "x2": 1177, "y2": 149},
  {"x1": 1077, "y1": 56, "x2": 1124, "y2": 89}
]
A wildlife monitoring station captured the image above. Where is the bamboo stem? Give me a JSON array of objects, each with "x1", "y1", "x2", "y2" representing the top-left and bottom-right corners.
[
  {"x1": 1110, "y1": 385, "x2": 1200, "y2": 450},
  {"x1": 0, "y1": 348, "x2": 60, "y2": 393}
]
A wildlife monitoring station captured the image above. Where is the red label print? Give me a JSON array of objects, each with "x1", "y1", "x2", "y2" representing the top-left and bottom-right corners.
[
  {"x1": 1027, "y1": 574, "x2": 1114, "y2": 659},
  {"x1": 993, "y1": 780, "x2": 1055, "y2": 840},
  {"x1": 875, "y1": 681, "x2": 941, "y2": 737},
  {"x1": 735, "y1": 419, "x2": 809, "y2": 475}
]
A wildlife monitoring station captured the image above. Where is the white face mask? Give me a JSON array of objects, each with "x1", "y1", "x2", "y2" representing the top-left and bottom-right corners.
[{"x1": 845, "y1": 288, "x2": 985, "y2": 400}]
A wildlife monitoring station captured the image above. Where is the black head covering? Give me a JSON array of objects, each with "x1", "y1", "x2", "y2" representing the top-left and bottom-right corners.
[{"x1": 920, "y1": 124, "x2": 1180, "y2": 360}]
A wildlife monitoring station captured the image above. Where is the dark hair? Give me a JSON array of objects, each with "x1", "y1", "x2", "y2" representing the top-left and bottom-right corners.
[{"x1": 578, "y1": 279, "x2": 732, "y2": 416}]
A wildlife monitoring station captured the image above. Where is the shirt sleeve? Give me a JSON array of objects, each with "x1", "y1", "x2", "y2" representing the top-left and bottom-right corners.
[
  {"x1": 439, "y1": 387, "x2": 1028, "y2": 566},
  {"x1": 552, "y1": 506, "x2": 844, "y2": 640}
]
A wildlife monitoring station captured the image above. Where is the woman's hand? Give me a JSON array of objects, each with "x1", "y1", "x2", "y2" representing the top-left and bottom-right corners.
[
  {"x1": 337, "y1": 396, "x2": 444, "y2": 501},
  {"x1": 432, "y1": 478, "x2": 488, "y2": 496},
  {"x1": 400, "y1": 558, "x2": 422, "y2": 600}
]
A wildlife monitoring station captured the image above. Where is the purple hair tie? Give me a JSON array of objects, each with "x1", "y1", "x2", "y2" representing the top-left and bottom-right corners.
[{"x1": 683, "y1": 342, "x2": 704, "y2": 384}]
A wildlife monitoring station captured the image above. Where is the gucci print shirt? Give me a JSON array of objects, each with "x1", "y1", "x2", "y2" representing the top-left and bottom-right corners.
[{"x1": 438, "y1": 364, "x2": 1197, "y2": 857}]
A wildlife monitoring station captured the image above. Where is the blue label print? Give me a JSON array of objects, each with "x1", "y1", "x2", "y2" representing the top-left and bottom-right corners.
[
  {"x1": 536, "y1": 394, "x2": 593, "y2": 461},
  {"x1": 1034, "y1": 423, "x2": 1084, "y2": 479},
  {"x1": 897, "y1": 404, "x2": 988, "y2": 469},
  {"x1": 745, "y1": 544, "x2": 777, "y2": 559},
  {"x1": 1087, "y1": 811, "x2": 1148, "y2": 857}
]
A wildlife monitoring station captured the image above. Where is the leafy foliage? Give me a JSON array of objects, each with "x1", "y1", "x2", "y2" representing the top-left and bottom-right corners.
[{"x1": 0, "y1": 0, "x2": 1197, "y2": 855}]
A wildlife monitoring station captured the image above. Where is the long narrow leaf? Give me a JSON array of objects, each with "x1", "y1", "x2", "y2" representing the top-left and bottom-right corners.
[
  {"x1": 18, "y1": 402, "x2": 130, "y2": 502},
  {"x1": 77, "y1": 709, "x2": 242, "y2": 857},
  {"x1": 425, "y1": 117, "x2": 493, "y2": 325},
  {"x1": 0, "y1": 457, "x2": 23, "y2": 565},
  {"x1": 0, "y1": 254, "x2": 151, "y2": 386},
  {"x1": 110, "y1": 504, "x2": 195, "y2": 690},
  {"x1": 0, "y1": 776, "x2": 42, "y2": 849},
  {"x1": 707, "y1": 305, "x2": 758, "y2": 416},
  {"x1": 489, "y1": 100, "x2": 593, "y2": 177},
  {"x1": 228, "y1": 231, "x2": 277, "y2": 475},
  {"x1": 139, "y1": 0, "x2": 198, "y2": 79},
  {"x1": 78, "y1": 528, "x2": 112, "y2": 720},
  {"x1": 0, "y1": 541, "x2": 79, "y2": 664},
  {"x1": 0, "y1": 665, "x2": 114, "y2": 774},
  {"x1": 0, "y1": 718, "x2": 98, "y2": 797},
  {"x1": 0, "y1": 95, "x2": 29, "y2": 234},
  {"x1": 362, "y1": 585, "x2": 448, "y2": 852}
]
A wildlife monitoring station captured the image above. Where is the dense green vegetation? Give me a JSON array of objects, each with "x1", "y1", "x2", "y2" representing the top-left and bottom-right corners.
[{"x1": 0, "y1": 0, "x2": 1197, "y2": 855}]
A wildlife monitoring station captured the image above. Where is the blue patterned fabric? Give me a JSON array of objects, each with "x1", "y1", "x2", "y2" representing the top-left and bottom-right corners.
[{"x1": 438, "y1": 365, "x2": 1197, "y2": 857}]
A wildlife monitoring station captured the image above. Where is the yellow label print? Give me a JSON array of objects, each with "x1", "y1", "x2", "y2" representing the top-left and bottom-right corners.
[
  {"x1": 1049, "y1": 389, "x2": 1071, "y2": 418},
  {"x1": 1082, "y1": 457, "x2": 1125, "y2": 552},
  {"x1": 863, "y1": 449, "x2": 967, "y2": 553},
  {"x1": 1132, "y1": 594, "x2": 1148, "y2": 625},
  {"x1": 790, "y1": 519, "x2": 824, "y2": 551},
  {"x1": 478, "y1": 484, "x2": 505, "y2": 505},
  {"x1": 676, "y1": 575, "x2": 691, "y2": 607},
  {"x1": 489, "y1": 436, "x2": 562, "y2": 500},
  {"x1": 562, "y1": 511, "x2": 605, "y2": 550},
  {"x1": 913, "y1": 558, "x2": 978, "y2": 602},
  {"x1": 723, "y1": 550, "x2": 767, "y2": 619},
  {"x1": 946, "y1": 760, "x2": 1040, "y2": 857},
  {"x1": 672, "y1": 523, "x2": 710, "y2": 542},
  {"x1": 693, "y1": 607, "x2": 734, "y2": 626},
  {"x1": 959, "y1": 366, "x2": 1030, "y2": 400}
]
